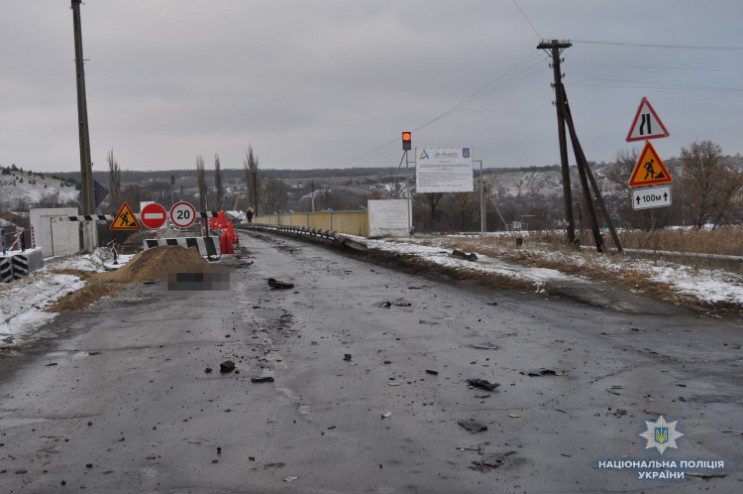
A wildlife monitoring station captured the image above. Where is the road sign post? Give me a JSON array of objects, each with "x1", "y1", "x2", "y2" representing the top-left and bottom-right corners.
[
  {"x1": 631, "y1": 185, "x2": 672, "y2": 210},
  {"x1": 626, "y1": 97, "x2": 669, "y2": 142},
  {"x1": 628, "y1": 141, "x2": 673, "y2": 188},
  {"x1": 140, "y1": 202, "x2": 167, "y2": 229},
  {"x1": 626, "y1": 98, "x2": 672, "y2": 211},
  {"x1": 170, "y1": 201, "x2": 196, "y2": 228},
  {"x1": 110, "y1": 202, "x2": 141, "y2": 231}
]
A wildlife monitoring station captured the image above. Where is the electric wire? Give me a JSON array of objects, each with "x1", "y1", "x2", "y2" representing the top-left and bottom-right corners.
[
  {"x1": 566, "y1": 61, "x2": 742, "y2": 73},
  {"x1": 573, "y1": 39, "x2": 743, "y2": 50},
  {"x1": 512, "y1": 0, "x2": 542, "y2": 39},
  {"x1": 570, "y1": 73, "x2": 743, "y2": 92},
  {"x1": 347, "y1": 51, "x2": 547, "y2": 166}
]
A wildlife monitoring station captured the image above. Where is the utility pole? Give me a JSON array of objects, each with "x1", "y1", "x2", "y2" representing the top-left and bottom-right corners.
[
  {"x1": 538, "y1": 39, "x2": 575, "y2": 245},
  {"x1": 562, "y1": 86, "x2": 624, "y2": 253},
  {"x1": 71, "y1": 0, "x2": 94, "y2": 215}
]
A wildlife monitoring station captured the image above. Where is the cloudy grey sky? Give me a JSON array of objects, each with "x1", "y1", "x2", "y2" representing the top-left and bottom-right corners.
[{"x1": 2, "y1": 1, "x2": 741, "y2": 173}]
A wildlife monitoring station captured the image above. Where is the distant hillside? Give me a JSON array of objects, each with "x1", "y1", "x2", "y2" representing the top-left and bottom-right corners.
[{"x1": 4, "y1": 155, "x2": 743, "y2": 217}]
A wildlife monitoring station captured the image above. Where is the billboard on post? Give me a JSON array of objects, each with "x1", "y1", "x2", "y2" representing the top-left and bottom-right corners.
[{"x1": 415, "y1": 147, "x2": 473, "y2": 193}]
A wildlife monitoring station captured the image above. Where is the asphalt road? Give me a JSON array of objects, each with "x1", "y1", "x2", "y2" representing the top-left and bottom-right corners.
[{"x1": 1, "y1": 231, "x2": 741, "y2": 493}]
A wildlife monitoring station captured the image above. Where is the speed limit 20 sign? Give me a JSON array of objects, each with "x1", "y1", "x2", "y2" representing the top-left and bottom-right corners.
[{"x1": 170, "y1": 201, "x2": 196, "y2": 228}]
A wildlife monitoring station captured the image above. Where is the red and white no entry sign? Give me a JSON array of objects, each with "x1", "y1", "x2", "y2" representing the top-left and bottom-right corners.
[
  {"x1": 140, "y1": 202, "x2": 167, "y2": 229},
  {"x1": 170, "y1": 201, "x2": 196, "y2": 228}
]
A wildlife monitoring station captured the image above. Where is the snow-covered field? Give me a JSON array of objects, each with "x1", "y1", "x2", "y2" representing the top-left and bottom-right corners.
[{"x1": 2, "y1": 235, "x2": 742, "y2": 349}]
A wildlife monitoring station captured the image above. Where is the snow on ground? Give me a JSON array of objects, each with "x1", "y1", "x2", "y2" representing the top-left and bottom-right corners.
[
  {"x1": 386, "y1": 234, "x2": 743, "y2": 307},
  {"x1": 0, "y1": 249, "x2": 134, "y2": 347},
  {"x1": 2, "y1": 235, "x2": 742, "y2": 349},
  {"x1": 364, "y1": 238, "x2": 581, "y2": 289}
]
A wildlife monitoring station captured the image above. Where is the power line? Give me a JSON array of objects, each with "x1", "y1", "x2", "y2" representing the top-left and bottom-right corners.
[
  {"x1": 512, "y1": 0, "x2": 542, "y2": 39},
  {"x1": 566, "y1": 61, "x2": 743, "y2": 73},
  {"x1": 574, "y1": 39, "x2": 743, "y2": 50},
  {"x1": 412, "y1": 53, "x2": 546, "y2": 132},
  {"x1": 346, "y1": 51, "x2": 546, "y2": 166},
  {"x1": 570, "y1": 73, "x2": 743, "y2": 92}
]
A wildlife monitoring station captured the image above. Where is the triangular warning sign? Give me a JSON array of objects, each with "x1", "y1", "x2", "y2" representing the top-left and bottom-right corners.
[
  {"x1": 110, "y1": 202, "x2": 142, "y2": 231},
  {"x1": 626, "y1": 97, "x2": 669, "y2": 142},
  {"x1": 628, "y1": 141, "x2": 673, "y2": 188}
]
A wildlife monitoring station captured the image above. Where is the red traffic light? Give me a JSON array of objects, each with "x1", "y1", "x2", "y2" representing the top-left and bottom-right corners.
[{"x1": 402, "y1": 131, "x2": 412, "y2": 150}]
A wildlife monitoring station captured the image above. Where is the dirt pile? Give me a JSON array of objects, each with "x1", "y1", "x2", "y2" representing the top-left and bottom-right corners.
[{"x1": 47, "y1": 246, "x2": 215, "y2": 313}]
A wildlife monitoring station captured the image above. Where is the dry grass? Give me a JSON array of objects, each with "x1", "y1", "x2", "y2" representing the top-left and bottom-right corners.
[
  {"x1": 566, "y1": 226, "x2": 743, "y2": 255},
  {"x1": 392, "y1": 232, "x2": 742, "y2": 316}
]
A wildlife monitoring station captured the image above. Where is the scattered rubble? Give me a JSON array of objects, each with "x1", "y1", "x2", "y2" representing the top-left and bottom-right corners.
[
  {"x1": 470, "y1": 451, "x2": 516, "y2": 472},
  {"x1": 458, "y1": 418, "x2": 488, "y2": 433},
  {"x1": 521, "y1": 368, "x2": 563, "y2": 377},
  {"x1": 268, "y1": 278, "x2": 294, "y2": 289},
  {"x1": 251, "y1": 376, "x2": 275, "y2": 383},
  {"x1": 451, "y1": 249, "x2": 478, "y2": 261},
  {"x1": 466, "y1": 378, "x2": 500, "y2": 391}
]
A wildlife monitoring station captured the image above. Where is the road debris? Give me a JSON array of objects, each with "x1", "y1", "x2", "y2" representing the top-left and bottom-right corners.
[
  {"x1": 284, "y1": 476, "x2": 299, "y2": 482},
  {"x1": 343, "y1": 353, "x2": 352, "y2": 361},
  {"x1": 381, "y1": 412, "x2": 392, "y2": 419},
  {"x1": 268, "y1": 278, "x2": 294, "y2": 289},
  {"x1": 521, "y1": 368, "x2": 564, "y2": 377},
  {"x1": 470, "y1": 451, "x2": 516, "y2": 471},
  {"x1": 425, "y1": 369, "x2": 439, "y2": 376},
  {"x1": 219, "y1": 360, "x2": 236, "y2": 373},
  {"x1": 508, "y1": 413, "x2": 521, "y2": 419},
  {"x1": 251, "y1": 376, "x2": 275, "y2": 383},
  {"x1": 458, "y1": 418, "x2": 488, "y2": 433},
  {"x1": 451, "y1": 249, "x2": 478, "y2": 261},
  {"x1": 388, "y1": 382, "x2": 401, "y2": 386},
  {"x1": 470, "y1": 342, "x2": 499, "y2": 350},
  {"x1": 466, "y1": 378, "x2": 500, "y2": 391}
]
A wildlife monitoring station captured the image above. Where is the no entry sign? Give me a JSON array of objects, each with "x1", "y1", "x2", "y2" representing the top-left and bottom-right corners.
[
  {"x1": 140, "y1": 203, "x2": 167, "y2": 229},
  {"x1": 170, "y1": 201, "x2": 196, "y2": 228}
]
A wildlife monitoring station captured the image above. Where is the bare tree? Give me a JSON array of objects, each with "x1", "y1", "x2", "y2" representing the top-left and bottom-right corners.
[
  {"x1": 214, "y1": 153, "x2": 224, "y2": 211},
  {"x1": 606, "y1": 148, "x2": 639, "y2": 192},
  {"x1": 261, "y1": 176, "x2": 289, "y2": 213},
  {"x1": 196, "y1": 155, "x2": 207, "y2": 211},
  {"x1": 681, "y1": 140, "x2": 743, "y2": 228},
  {"x1": 420, "y1": 193, "x2": 444, "y2": 231},
  {"x1": 244, "y1": 146, "x2": 260, "y2": 215},
  {"x1": 107, "y1": 149, "x2": 122, "y2": 213}
]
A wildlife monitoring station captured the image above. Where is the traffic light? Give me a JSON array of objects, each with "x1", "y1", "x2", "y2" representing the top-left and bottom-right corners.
[{"x1": 402, "y1": 131, "x2": 412, "y2": 151}]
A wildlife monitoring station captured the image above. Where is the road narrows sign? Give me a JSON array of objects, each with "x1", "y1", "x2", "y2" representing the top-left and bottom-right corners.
[
  {"x1": 628, "y1": 141, "x2": 673, "y2": 188},
  {"x1": 626, "y1": 97, "x2": 669, "y2": 142},
  {"x1": 170, "y1": 201, "x2": 196, "y2": 228},
  {"x1": 110, "y1": 202, "x2": 142, "y2": 231},
  {"x1": 141, "y1": 202, "x2": 167, "y2": 229}
]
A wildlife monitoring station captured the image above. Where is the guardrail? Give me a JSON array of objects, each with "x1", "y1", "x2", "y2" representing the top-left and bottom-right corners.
[
  {"x1": 236, "y1": 223, "x2": 367, "y2": 251},
  {"x1": 252, "y1": 210, "x2": 369, "y2": 237}
]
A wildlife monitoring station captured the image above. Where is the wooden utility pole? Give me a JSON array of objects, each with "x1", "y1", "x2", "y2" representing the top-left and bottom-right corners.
[
  {"x1": 538, "y1": 39, "x2": 623, "y2": 253},
  {"x1": 71, "y1": 0, "x2": 93, "y2": 214},
  {"x1": 560, "y1": 85, "x2": 623, "y2": 253},
  {"x1": 538, "y1": 39, "x2": 575, "y2": 245}
]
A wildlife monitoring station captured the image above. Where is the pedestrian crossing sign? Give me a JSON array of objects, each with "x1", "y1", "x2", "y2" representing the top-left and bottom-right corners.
[
  {"x1": 110, "y1": 202, "x2": 142, "y2": 230},
  {"x1": 628, "y1": 141, "x2": 673, "y2": 188}
]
